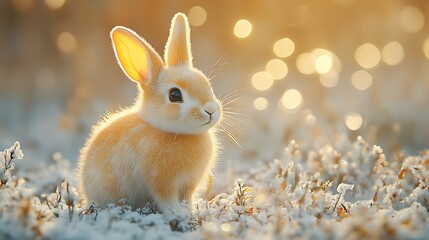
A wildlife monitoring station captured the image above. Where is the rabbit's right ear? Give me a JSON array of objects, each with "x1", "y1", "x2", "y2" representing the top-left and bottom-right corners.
[{"x1": 111, "y1": 26, "x2": 164, "y2": 86}]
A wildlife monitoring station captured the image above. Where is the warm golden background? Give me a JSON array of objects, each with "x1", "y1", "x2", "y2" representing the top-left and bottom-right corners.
[{"x1": 1, "y1": 0, "x2": 429, "y2": 167}]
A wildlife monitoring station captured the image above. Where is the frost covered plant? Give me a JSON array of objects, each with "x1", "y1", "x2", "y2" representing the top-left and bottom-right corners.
[
  {"x1": 232, "y1": 179, "x2": 253, "y2": 212},
  {"x1": 200, "y1": 178, "x2": 254, "y2": 224},
  {"x1": 1, "y1": 138, "x2": 429, "y2": 239},
  {"x1": 331, "y1": 183, "x2": 354, "y2": 215},
  {"x1": 43, "y1": 180, "x2": 80, "y2": 221},
  {"x1": 0, "y1": 141, "x2": 24, "y2": 187}
]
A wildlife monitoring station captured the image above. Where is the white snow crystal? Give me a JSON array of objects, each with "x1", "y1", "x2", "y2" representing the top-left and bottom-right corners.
[{"x1": 337, "y1": 183, "x2": 354, "y2": 194}]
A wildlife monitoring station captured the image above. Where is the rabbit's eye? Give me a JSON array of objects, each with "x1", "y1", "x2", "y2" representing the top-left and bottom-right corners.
[{"x1": 169, "y1": 88, "x2": 183, "y2": 103}]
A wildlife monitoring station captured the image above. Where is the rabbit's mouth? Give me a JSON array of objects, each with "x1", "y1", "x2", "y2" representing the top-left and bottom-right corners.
[{"x1": 202, "y1": 119, "x2": 212, "y2": 126}]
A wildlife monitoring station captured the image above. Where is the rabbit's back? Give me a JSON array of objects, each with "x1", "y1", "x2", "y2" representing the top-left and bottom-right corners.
[{"x1": 78, "y1": 109, "x2": 216, "y2": 208}]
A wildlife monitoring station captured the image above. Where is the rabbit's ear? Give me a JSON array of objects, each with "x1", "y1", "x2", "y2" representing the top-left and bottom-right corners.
[
  {"x1": 111, "y1": 26, "x2": 164, "y2": 86},
  {"x1": 164, "y1": 13, "x2": 193, "y2": 67}
]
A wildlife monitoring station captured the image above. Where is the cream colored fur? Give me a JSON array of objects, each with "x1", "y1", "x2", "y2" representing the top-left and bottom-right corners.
[{"x1": 77, "y1": 13, "x2": 221, "y2": 215}]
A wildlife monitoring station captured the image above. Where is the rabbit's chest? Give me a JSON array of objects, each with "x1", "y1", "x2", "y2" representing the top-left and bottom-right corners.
[{"x1": 135, "y1": 131, "x2": 215, "y2": 185}]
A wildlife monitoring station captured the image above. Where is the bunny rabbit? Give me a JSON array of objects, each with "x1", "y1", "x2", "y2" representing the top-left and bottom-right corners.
[{"x1": 78, "y1": 13, "x2": 222, "y2": 215}]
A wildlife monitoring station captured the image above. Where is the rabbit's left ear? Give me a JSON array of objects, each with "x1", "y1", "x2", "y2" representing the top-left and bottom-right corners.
[
  {"x1": 164, "y1": 13, "x2": 193, "y2": 67},
  {"x1": 111, "y1": 26, "x2": 164, "y2": 86}
]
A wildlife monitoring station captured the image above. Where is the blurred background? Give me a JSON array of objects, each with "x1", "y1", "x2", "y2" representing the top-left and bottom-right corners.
[{"x1": 1, "y1": 0, "x2": 429, "y2": 175}]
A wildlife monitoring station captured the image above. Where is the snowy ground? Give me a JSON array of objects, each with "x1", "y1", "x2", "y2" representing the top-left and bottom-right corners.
[
  {"x1": 1, "y1": 135, "x2": 428, "y2": 239},
  {"x1": 1, "y1": 1, "x2": 429, "y2": 239}
]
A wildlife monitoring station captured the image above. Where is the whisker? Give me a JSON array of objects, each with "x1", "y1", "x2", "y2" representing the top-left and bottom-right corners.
[
  {"x1": 222, "y1": 111, "x2": 248, "y2": 119},
  {"x1": 218, "y1": 87, "x2": 249, "y2": 102},
  {"x1": 222, "y1": 117, "x2": 249, "y2": 126},
  {"x1": 209, "y1": 62, "x2": 228, "y2": 78},
  {"x1": 221, "y1": 94, "x2": 242, "y2": 102},
  {"x1": 220, "y1": 94, "x2": 244, "y2": 105},
  {"x1": 217, "y1": 90, "x2": 225, "y2": 101},
  {"x1": 209, "y1": 71, "x2": 225, "y2": 83},
  {"x1": 221, "y1": 120, "x2": 245, "y2": 135},
  {"x1": 219, "y1": 125, "x2": 243, "y2": 149},
  {"x1": 222, "y1": 97, "x2": 242, "y2": 107},
  {"x1": 223, "y1": 107, "x2": 251, "y2": 111},
  {"x1": 208, "y1": 49, "x2": 229, "y2": 79},
  {"x1": 222, "y1": 116, "x2": 249, "y2": 126},
  {"x1": 222, "y1": 111, "x2": 248, "y2": 117}
]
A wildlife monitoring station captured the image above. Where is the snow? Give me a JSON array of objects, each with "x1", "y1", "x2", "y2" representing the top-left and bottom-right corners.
[
  {"x1": 0, "y1": 138, "x2": 428, "y2": 239},
  {"x1": 337, "y1": 183, "x2": 354, "y2": 194}
]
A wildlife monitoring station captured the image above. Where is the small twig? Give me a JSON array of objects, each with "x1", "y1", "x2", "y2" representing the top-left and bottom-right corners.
[
  {"x1": 44, "y1": 195, "x2": 59, "y2": 217},
  {"x1": 331, "y1": 192, "x2": 343, "y2": 214},
  {"x1": 5, "y1": 144, "x2": 19, "y2": 170},
  {"x1": 3, "y1": 153, "x2": 7, "y2": 174}
]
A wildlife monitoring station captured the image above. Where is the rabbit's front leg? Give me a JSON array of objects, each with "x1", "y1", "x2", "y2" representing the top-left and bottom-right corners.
[
  {"x1": 152, "y1": 185, "x2": 188, "y2": 216},
  {"x1": 179, "y1": 182, "x2": 197, "y2": 208}
]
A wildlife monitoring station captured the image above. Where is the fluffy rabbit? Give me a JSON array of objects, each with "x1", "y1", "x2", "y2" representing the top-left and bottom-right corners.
[{"x1": 78, "y1": 13, "x2": 222, "y2": 215}]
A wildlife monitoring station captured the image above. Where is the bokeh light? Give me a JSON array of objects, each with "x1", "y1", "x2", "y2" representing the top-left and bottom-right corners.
[
  {"x1": 273, "y1": 38, "x2": 295, "y2": 58},
  {"x1": 251, "y1": 71, "x2": 273, "y2": 91},
  {"x1": 354, "y1": 43, "x2": 381, "y2": 69},
  {"x1": 319, "y1": 70, "x2": 339, "y2": 88},
  {"x1": 399, "y1": 5, "x2": 424, "y2": 33},
  {"x1": 351, "y1": 70, "x2": 372, "y2": 90},
  {"x1": 423, "y1": 37, "x2": 429, "y2": 59},
  {"x1": 306, "y1": 113, "x2": 316, "y2": 125},
  {"x1": 314, "y1": 53, "x2": 333, "y2": 74},
  {"x1": 44, "y1": 0, "x2": 66, "y2": 10},
  {"x1": 2, "y1": 3, "x2": 429, "y2": 237},
  {"x1": 345, "y1": 112, "x2": 363, "y2": 130},
  {"x1": 265, "y1": 59, "x2": 288, "y2": 80},
  {"x1": 220, "y1": 223, "x2": 231, "y2": 232},
  {"x1": 382, "y1": 42, "x2": 404, "y2": 66},
  {"x1": 253, "y1": 97, "x2": 268, "y2": 110},
  {"x1": 188, "y1": 6, "x2": 207, "y2": 27},
  {"x1": 296, "y1": 52, "x2": 315, "y2": 75},
  {"x1": 57, "y1": 32, "x2": 77, "y2": 53},
  {"x1": 234, "y1": 19, "x2": 252, "y2": 38},
  {"x1": 281, "y1": 89, "x2": 302, "y2": 109}
]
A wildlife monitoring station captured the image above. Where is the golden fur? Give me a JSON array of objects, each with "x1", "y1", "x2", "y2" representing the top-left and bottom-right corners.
[
  {"x1": 79, "y1": 110, "x2": 216, "y2": 208},
  {"x1": 78, "y1": 13, "x2": 221, "y2": 214}
]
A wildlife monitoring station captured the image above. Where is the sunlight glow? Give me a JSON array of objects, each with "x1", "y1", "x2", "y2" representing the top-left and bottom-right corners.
[
  {"x1": 44, "y1": 0, "x2": 65, "y2": 10},
  {"x1": 253, "y1": 97, "x2": 268, "y2": 110},
  {"x1": 351, "y1": 70, "x2": 372, "y2": 90},
  {"x1": 188, "y1": 6, "x2": 207, "y2": 27},
  {"x1": 311, "y1": 49, "x2": 340, "y2": 75},
  {"x1": 234, "y1": 19, "x2": 252, "y2": 38},
  {"x1": 355, "y1": 43, "x2": 381, "y2": 69},
  {"x1": 273, "y1": 38, "x2": 295, "y2": 58},
  {"x1": 281, "y1": 89, "x2": 302, "y2": 109},
  {"x1": 266, "y1": 59, "x2": 288, "y2": 80},
  {"x1": 382, "y1": 42, "x2": 404, "y2": 66},
  {"x1": 345, "y1": 112, "x2": 363, "y2": 130},
  {"x1": 314, "y1": 53, "x2": 333, "y2": 74},
  {"x1": 400, "y1": 6, "x2": 424, "y2": 33},
  {"x1": 296, "y1": 52, "x2": 315, "y2": 75},
  {"x1": 252, "y1": 71, "x2": 273, "y2": 91},
  {"x1": 57, "y1": 32, "x2": 77, "y2": 53},
  {"x1": 423, "y1": 37, "x2": 429, "y2": 59}
]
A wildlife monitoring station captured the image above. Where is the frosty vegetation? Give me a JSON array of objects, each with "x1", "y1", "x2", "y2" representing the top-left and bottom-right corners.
[{"x1": 0, "y1": 138, "x2": 428, "y2": 239}]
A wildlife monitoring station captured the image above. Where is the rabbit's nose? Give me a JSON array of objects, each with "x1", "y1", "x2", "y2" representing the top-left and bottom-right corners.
[{"x1": 204, "y1": 110, "x2": 215, "y2": 116}]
